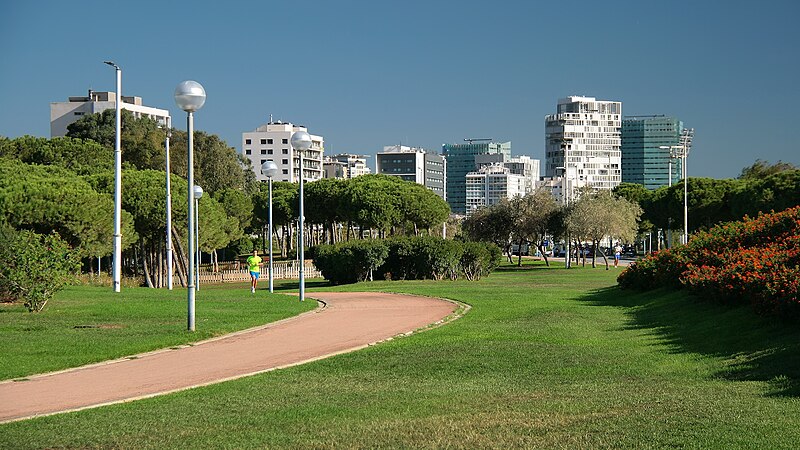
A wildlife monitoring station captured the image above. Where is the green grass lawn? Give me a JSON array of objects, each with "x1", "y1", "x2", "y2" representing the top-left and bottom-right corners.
[
  {"x1": 2, "y1": 261, "x2": 800, "y2": 449},
  {"x1": 0, "y1": 282, "x2": 317, "y2": 380}
]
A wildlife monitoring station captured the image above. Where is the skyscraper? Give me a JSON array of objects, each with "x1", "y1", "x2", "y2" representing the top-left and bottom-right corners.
[
  {"x1": 544, "y1": 96, "x2": 621, "y2": 203},
  {"x1": 621, "y1": 115, "x2": 686, "y2": 190},
  {"x1": 443, "y1": 140, "x2": 511, "y2": 214}
]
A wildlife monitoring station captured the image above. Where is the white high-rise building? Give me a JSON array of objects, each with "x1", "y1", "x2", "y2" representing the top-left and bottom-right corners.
[
  {"x1": 475, "y1": 154, "x2": 540, "y2": 194},
  {"x1": 544, "y1": 96, "x2": 622, "y2": 203},
  {"x1": 50, "y1": 90, "x2": 170, "y2": 137},
  {"x1": 242, "y1": 121, "x2": 324, "y2": 183},
  {"x1": 465, "y1": 164, "x2": 526, "y2": 216}
]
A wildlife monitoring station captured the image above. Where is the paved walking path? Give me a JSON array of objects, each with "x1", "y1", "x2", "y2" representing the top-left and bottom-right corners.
[{"x1": 0, "y1": 292, "x2": 459, "y2": 424}]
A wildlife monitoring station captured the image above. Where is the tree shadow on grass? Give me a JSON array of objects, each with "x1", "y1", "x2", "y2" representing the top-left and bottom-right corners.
[
  {"x1": 270, "y1": 279, "x2": 332, "y2": 292},
  {"x1": 495, "y1": 260, "x2": 564, "y2": 271},
  {"x1": 580, "y1": 285, "x2": 800, "y2": 398}
]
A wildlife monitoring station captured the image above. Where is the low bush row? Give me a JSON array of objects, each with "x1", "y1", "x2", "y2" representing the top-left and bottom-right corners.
[
  {"x1": 618, "y1": 206, "x2": 800, "y2": 316},
  {"x1": 312, "y1": 237, "x2": 502, "y2": 285}
]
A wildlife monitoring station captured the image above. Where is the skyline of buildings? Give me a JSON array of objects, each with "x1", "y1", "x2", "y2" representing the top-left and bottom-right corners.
[{"x1": 46, "y1": 90, "x2": 695, "y2": 214}]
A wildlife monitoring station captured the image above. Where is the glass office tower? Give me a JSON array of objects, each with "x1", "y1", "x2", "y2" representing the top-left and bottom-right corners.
[
  {"x1": 621, "y1": 116, "x2": 684, "y2": 190},
  {"x1": 442, "y1": 140, "x2": 511, "y2": 214}
]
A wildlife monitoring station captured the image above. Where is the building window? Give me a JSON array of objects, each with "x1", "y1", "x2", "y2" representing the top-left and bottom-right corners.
[
  {"x1": 245, "y1": 149, "x2": 251, "y2": 155},
  {"x1": 282, "y1": 159, "x2": 289, "y2": 164},
  {"x1": 268, "y1": 139, "x2": 274, "y2": 144},
  {"x1": 261, "y1": 149, "x2": 267, "y2": 154},
  {"x1": 260, "y1": 139, "x2": 267, "y2": 144},
  {"x1": 282, "y1": 169, "x2": 288, "y2": 174},
  {"x1": 74, "y1": 112, "x2": 85, "y2": 116},
  {"x1": 261, "y1": 159, "x2": 266, "y2": 165},
  {"x1": 268, "y1": 149, "x2": 273, "y2": 154},
  {"x1": 282, "y1": 139, "x2": 288, "y2": 144},
  {"x1": 246, "y1": 139, "x2": 252, "y2": 145},
  {"x1": 282, "y1": 148, "x2": 288, "y2": 154}
]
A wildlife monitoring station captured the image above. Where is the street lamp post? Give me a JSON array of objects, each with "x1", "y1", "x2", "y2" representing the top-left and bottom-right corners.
[
  {"x1": 290, "y1": 131, "x2": 313, "y2": 302},
  {"x1": 104, "y1": 61, "x2": 122, "y2": 293},
  {"x1": 261, "y1": 161, "x2": 280, "y2": 293},
  {"x1": 193, "y1": 185, "x2": 203, "y2": 291},
  {"x1": 660, "y1": 145, "x2": 684, "y2": 247},
  {"x1": 164, "y1": 117, "x2": 173, "y2": 290},
  {"x1": 174, "y1": 80, "x2": 206, "y2": 331},
  {"x1": 555, "y1": 165, "x2": 571, "y2": 269},
  {"x1": 682, "y1": 150, "x2": 688, "y2": 245}
]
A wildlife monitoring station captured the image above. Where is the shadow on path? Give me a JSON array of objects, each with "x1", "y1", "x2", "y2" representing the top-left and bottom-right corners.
[{"x1": 580, "y1": 285, "x2": 800, "y2": 397}]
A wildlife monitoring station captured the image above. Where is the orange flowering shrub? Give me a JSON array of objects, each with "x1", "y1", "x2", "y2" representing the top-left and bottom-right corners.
[{"x1": 618, "y1": 206, "x2": 800, "y2": 316}]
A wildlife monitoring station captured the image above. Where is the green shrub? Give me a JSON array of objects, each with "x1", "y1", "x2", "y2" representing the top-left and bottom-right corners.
[
  {"x1": 0, "y1": 223, "x2": 80, "y2": 312},
  {"x1": 313, "y1": 240, "x2": 389, "y2": 285},
  {"x1": 315, "y1": 237, "x2": 501, "y2": 285},
  {"x1": 379, "y1": 237, "x2": 418, "y2": 280},
  {"x1": 461, "y1": 241, "x2": 502, "y2": 281}
]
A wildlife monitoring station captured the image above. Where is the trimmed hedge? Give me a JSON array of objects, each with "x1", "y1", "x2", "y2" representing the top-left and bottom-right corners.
[{"x1": 312, "y1": 237, "x2": 501, "y2": 285}]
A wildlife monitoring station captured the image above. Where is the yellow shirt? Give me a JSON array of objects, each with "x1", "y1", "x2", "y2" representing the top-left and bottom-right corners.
[{"x1": 247, "y1": 255, "x2": 262, "y2": 273}]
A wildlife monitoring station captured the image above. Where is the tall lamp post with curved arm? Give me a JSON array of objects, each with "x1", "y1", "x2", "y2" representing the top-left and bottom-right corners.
[
  {"x1": 261, "y1": 160, "x2": 280, "y2": 293},
  {"x1": 164, "y1": 116, "x2": 174, "y2": 290},
  {"x1": 104, "y1": 61, "x2": 122, "y2": 293},
  {"x1": 290, "y1": 131, "x2": 313, "y2": 302},
  {"x1": 174, "y1": 80, "x2": 206, "y2": 331}
]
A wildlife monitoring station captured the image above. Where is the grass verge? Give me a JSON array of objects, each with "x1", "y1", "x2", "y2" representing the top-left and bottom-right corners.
[
  {"x1": 0, "y1": 282, "x2": 316, "y2": 380},
  {"x1": 2, "y1": 261, "x2": 800, "y2": 448}
]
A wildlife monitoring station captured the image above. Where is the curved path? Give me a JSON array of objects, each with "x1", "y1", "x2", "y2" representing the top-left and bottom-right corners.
[{"x1": 0, "y1": 292, "x2": 459, "y2": 424}]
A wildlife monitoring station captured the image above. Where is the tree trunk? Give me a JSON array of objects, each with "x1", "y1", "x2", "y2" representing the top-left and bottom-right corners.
[
  {"x1": 157, "y1": 240, "x2": 164, "y2": 288},
  {"x1": 171, "y1": 228, "x2": 189, "y2": 287},
  {"x1": 538, "y1": 242, "x2": 550, "y2": 267},
  {"x1": 598, "y1": 240, "x2": 610, "y2": 270},
  {"x1": 142, "y1": 243, "x2": 154, "y2": 288}
]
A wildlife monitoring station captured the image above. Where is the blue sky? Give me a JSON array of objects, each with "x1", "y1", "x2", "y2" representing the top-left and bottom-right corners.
[{"x1": 1, "y1": 0, "x2": 798, "y2": 179}]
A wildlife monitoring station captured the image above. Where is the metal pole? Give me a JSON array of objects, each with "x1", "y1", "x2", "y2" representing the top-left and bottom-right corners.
[
  {"x1": 112, "y1": 65, "x2": 122, "y2": 293},
  {"x1": 683, "y1": 152, "x2": 688, "y2": 245},
  {"x1": 268, "y1": 177, "x2": 274, "y2": 293},
  {"x1": 565, "y1": 167, "x2": 571, "y2": 269},
  {"x1": 668, "y1": 159, "x2": 672, "y2": 187},
  {"x1": 667, "y1": 157, "x2": 672, "y2": 248},
  {"x1": 187, "y1": 111, "x2": 196, "y2": 331},
  {"x1": 298, "y1": 149, "x2": 305, "y2": 302},
  {"x1": 165, "y1": 117, "x2": 173, "y2": 290},
  {"x1": 196, "y1": 198, "x2": 200, "y2": 291}
]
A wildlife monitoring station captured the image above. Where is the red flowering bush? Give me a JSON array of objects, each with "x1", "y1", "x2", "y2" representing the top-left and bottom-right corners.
[
  {"x1": 618, "y1": 206, "x2": 800, "y2": 316},
  {"x1": 617, "y1": 248, "x2": 689, "y2": 290}
]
